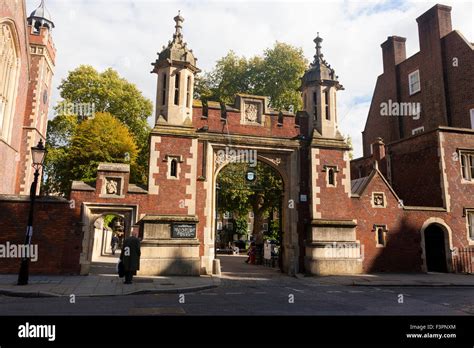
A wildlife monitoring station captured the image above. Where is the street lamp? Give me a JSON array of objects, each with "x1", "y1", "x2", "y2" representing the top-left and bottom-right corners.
[{"x1": 18, "y1": 139, "x2": 47, "y2": 285}]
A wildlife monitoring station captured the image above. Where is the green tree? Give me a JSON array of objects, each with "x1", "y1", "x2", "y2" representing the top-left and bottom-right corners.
[
  {"x1": 56, "y1": 66, "x2": 152, "y2": 142},
  {"x1": 194, "y1": 42, "x2": 307, "y2": 111},
  {"x1": 44, "y1": 66, "x2": 152, "y2": 194},
  {"x1": 45, "y1": 112, "x2": 138, "y2": 196},
  {"x1": 217, "y1": 161, "x2": 283, "y2": 244},
  {"x1": 260, "y1": 42, "x2": 307, "y2": 111}
]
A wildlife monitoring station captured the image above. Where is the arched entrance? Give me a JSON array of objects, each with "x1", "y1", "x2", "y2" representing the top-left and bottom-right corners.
[
  {"x1": 207, "y1": 142, "x2": 300, "y2": 275},
  {"x1": 215, "y1": 159, "x2": 285, "y2": 273},
  {"x1": 422, "y1": 223, "x2": 451, "y2": 273},
  {"x1": 91, "y1": 213, "x2": 125, "y2": 262},
  {"x1": 79, "y1": 203, "x2": 138, "y2": 275}
]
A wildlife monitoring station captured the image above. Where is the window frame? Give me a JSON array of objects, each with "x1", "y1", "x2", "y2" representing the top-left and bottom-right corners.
[
  {"x1": 373, "y1": 224, "x2": 388, "y2": 248},
  {"x1": 459, "y1": 151, "x2": 474, "y2": 182},
  {"x1": 468, "y1": 211, "x2": 474, "y2": 241},
  {"x1": 161, "y1": 73, "x2": 167, "y2": 106},
  {"x1": 174, "y1": 72, "x2": 180, "y2": 106},
  {"x1": 408, "y1": 70, "x2": 421, "y2": 95},
  {"x1": 0, "y1": 21, "x2": 21, "y2": 143},
  {"x1": 322, "y1": 165, "x2": 338, "y2": 187},
  {"x1": 470, "y1": 109, "x2": 474, "y2": 130},
  {"x1": 165, "y1": 155, "x2": 182, "y2": 180},
  {"x1": 411, "y1": 126, "x2": 424, "y2": 136}
]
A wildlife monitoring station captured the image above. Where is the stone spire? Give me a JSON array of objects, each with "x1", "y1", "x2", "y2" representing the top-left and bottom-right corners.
[
  {"x1": 151, "y1": 11, "x2": 199, "y2": 72},
  {"x1": 302, "y1": 33, "x2": 342, "y2": 89}
]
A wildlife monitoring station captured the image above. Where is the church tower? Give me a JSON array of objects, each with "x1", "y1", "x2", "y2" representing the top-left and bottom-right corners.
[
  {"x1": 151, "y1": 12, "x2": 200, "y2": 126},
  {"x1": 301, "y1": 33, "x2": 344, "y2": 139}
]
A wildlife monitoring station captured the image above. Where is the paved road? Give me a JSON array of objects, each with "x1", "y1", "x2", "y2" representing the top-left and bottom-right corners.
[{"x1": 0, "y1": 255, "x2": 473, "y2": 315}]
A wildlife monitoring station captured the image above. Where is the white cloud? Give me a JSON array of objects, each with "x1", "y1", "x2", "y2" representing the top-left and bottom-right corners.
[{"x1": 27, "y1": 0, "x2": 473, "y2": 158}]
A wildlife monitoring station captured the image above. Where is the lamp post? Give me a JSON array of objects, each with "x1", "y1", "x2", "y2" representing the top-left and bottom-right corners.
[{"x1": 18, "y1": 139, "x2": 47, "y2": 285}]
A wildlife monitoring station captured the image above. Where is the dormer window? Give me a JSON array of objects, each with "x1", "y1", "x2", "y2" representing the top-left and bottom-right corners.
[
  {"x1": 174, "y1": 72, "x2": 180, "y2": 105},
  {"x1": 408, "y1": 70, "x2": 421, "y2": 95}
]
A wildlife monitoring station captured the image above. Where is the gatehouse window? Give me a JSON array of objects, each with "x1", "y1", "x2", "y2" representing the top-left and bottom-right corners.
[
  {"x1": 328, "y1": 168, "x2": 335, "y2": 186},
  {"x1": 174, "y1": 72, "x2": 180, "y2": 105},
  {"x1": 186, "y1": 76, "x2": 191, "y2": 108},
  {"x1": 374, "y1": 225, "x2": 387, "y2": 247},
  {"x1": 313, "y1": 92, "x2": 317, "y2": 120},
  {"x1": 165, "y1": 155, "x2": 182, "y2": 179},
  {"x1": 170, "y1": 159, "x2": 178, "y2": 177},
  {"x1": 460, "y1": 151, "x2": 474, "y2": 182},
  {"x1": 161, "y1": 73, "x2": 167, "y2": 106},
  {"x1": 0, "y1": 22, "x2": 21, "y2": 143},
  {"x1": 324, "y1": 89, "x2": 330, "y2": 120},
  {"x1": 323, "y1": 165, "x2": 338, "y2": 187}
]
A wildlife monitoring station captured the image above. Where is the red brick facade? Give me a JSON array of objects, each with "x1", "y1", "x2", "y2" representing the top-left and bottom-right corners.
[
  {"x1": 362, "y1": 4, "x2": 474, "y2": 156},
  {"x1": 0, "y1": 0, "x2": 56, "y2": 195},
  {"x1": 0, "y1": 4, "x2": 472, "y2": 276}
]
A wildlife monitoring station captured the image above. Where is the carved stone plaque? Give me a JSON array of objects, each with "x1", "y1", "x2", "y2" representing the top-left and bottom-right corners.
[{"x1": 105, "y1": 178, "x2": 120, "y2": 195}]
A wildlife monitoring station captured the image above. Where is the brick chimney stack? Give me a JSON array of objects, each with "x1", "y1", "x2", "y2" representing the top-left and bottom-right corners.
[
  {"x1": 416, "y1": 4, "x2": 452, "y2": 47},
  {"x1": 381, "y1": 36, "x2": 406, "y2": 73},
  {"x1": 415, "y1": 4, "x2": 452, "y2": 129},
  {"x1": 372, "y1": 137, "x2": 386, "y2": 162}
]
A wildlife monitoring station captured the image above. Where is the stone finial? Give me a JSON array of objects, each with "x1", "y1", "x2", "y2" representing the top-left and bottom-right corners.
[
  {"x1": 174, "y1": 10, "x2": 184, "y2": 38},
  {"x1": 314, "y1": 32, "x2": 323, "y2": 61}
]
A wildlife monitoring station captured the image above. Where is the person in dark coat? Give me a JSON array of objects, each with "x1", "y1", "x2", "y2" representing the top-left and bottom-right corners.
[{"x1": 119, "y1": 230, "x2": 141, "y2": 284}]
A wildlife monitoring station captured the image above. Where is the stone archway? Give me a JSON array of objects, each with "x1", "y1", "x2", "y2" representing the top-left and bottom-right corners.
[
  {"x1": 202, "y1": 142, "x2": 300, "y2": 275},
  {"x1": 420, "y1": 218, "x2": 453, "y2": 273},
  {"x1": 79, "y1": 203, "x2": 138, "y2": 275}
]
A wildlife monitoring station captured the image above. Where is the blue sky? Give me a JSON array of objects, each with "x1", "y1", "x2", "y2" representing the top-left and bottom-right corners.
[{"x1": 26, "y1": 0, "x2": 473, "y2": 158}]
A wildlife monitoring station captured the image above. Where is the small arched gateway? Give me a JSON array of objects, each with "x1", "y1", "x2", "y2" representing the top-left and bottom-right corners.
[{"x1": 420, "y1": 218, "x2": 453, "y2": 273}]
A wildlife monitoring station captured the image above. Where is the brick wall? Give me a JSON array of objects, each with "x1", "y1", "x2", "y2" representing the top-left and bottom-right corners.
[
  {"x1": 388, "y1": 130, "x2": 444, "y2": 207},
  {"x1": 0, "y1": 196, "x2": 81, "y2": 274}
]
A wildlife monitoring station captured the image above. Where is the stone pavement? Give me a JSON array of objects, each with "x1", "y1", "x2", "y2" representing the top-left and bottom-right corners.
[
  {"x1": 307, "y1": 272, "x2": 474, "y2": 287},
  {"x1": 0, "y1": 274, "x2": 220, "y2": 297}
]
